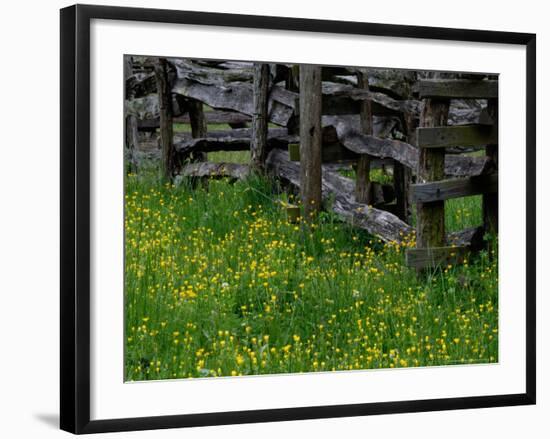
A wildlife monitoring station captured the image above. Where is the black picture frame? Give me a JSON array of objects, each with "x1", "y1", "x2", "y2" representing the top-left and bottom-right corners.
[{"x1": 60, "y1": 4, "x2": 536, "y2": 434}]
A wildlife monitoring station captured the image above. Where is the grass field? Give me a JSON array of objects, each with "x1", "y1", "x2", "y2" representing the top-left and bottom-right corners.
[{"x1": 124, "y1": 165, "x2": 498, "y2": 381}]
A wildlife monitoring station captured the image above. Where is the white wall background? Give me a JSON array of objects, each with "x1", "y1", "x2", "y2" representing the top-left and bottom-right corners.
[{"x1": 0, "y1": 0, "x2": 546, "y2": 437}]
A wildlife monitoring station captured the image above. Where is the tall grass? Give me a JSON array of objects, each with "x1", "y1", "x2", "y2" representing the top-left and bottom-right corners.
[{"x1": 125, "y1": 172, "x2": 498, "y2": 381}]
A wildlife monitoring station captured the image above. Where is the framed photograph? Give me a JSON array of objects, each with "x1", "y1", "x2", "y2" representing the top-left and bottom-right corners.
[{"x1": 60, "y1": 4, "x2": 536, "y2": 434}]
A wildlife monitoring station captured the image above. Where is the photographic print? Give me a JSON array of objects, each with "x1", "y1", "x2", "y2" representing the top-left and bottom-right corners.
[{"x1": 123, "y1": 56, "x2": 499, "y2": 382}]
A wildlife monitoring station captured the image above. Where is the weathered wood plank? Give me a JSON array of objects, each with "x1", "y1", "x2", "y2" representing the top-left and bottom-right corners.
[
  {"x1": 125, "y1": 115, "x2": 139, "y2": 173},
  {"x1": 153, "y1": 58, "x2": 178, "y2": 179},
  {"x1": 405, "y1": 246, "x2": 469, "y2": 269},
  {"x1": 174, "y1": 128, "x2": 298, "y2": 154},
  {"x1": 355, "y1": 71, "x2": 374, "y2": 205},
  {"x1": 323, "y1": 116, "x2": 490, "y2": 177},
  {"x1": 137, "y1": 111, "x2": 251, "y2": 130},
  {"x1": 416, "y1": 79, "x2": 498, "y2": 99},
  {"x1": 171, "y1": 58, "x2": 253, "y2": 85},
  {"x1": 411, "y1": 173, "x2": 498, "y2": 203},
  {"x1": 416, "y1": 98, "x2": 449, "y2": 250},
  {"x1": 483, "y1": 98, "x2": 499, "y2": 233},
  {"x1": 251, "y1": 63, "x2": 270, "y2": 170},
  {"x1": 417, "y1": 124, "x2": 498, "y2": 148},
  {"x1": 187, "y1": 98, "x2": 207, "y2": 162},
  {"x1": 177, "y1": 162, "x2": 250, "y2": 180},
  {"x1": 299, "y1": 65, "x2": 323, "y2": 220},
  {"x1": 172, "y1": 78, "x2": 296, "y2": 126},
  {"x1": 322, "y1": 82, "x2": 422, "y2": 116},
  {"x1": 288, "y1": 142, "x2": 360, "y2": 163}
]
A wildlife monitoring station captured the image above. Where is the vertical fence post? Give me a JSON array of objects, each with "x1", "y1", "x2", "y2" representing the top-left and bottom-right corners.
[
  {"x1": 153, "y1": 57, "x2": 177, "y2": 180},
  {"x1": 124, "y1": 55, "x2": 138, "y2": 174},
  {"x1": 125, "y1": 115, "x2": 139, "y2": 174},
  {"x1": 188, "y1": 99, "x2": 207, "y2": 162},
  {"x1": 416, "y1": 98, "x2": 449, "y2": 249},
  {"x1": 483, "y1": 98, "x2": 498, "y2": 233},
  {"x1": 299, "y1": 64, "x2": 323, "y2": 221},
  {"x1": 286, "y1": 65, "x2": 300, "y2": 135},
  {"x1": 355, "y1": 70, "x2": 373, "y2": 204},
  {"x1": 394, "y1": 101, "x2": 418, "y2": 223},
  {"x1": 251, "y1": 63, "x2": 270, "y2": 171}
]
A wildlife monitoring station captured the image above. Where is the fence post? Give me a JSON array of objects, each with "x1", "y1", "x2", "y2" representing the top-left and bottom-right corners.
[
  {"x1": 251, "y1": 63, "x2": 270, "y2": 171},
  {"x1": 394, "y1": 99, "x2": 418, "y2": 223},
  {"x1": 188, "y1": 99, "x2": 207, "y2": 162},
  {"x1": 355, "y1": 70, "x2": 373, "y2": 204},
  {"x1": 299, "y1": 64, "x2": 323, "y2": 220},
  {"x1": 153, "y1": 57, "x2": 177, "y2": 180},
  {"x1": 125, "y1": 115, "x2": 139, "y2": 174},
  {"x1": 416, "y1": 98, "x2": 449, "y2": 249},
  {"x1": 483, "y1": 98, "x2": 498, "y2": 233},
  {"x1": 124, "y1": 55, "x2": 138, "y2": 174}
]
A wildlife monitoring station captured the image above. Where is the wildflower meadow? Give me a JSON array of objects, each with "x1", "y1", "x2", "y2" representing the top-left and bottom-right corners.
[{"x1": 124, "y1": 160, "x2": 498, "y2": 381}]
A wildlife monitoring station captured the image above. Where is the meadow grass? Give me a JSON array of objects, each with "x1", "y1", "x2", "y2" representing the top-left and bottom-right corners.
[{"x1": 124, "y1": 170, "x2": 498, "y2": 381}]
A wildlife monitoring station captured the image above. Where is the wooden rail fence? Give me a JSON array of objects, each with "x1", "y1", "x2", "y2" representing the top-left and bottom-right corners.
[{"x1": 124, "y1": 57, "x2": 498, "y2": 265}]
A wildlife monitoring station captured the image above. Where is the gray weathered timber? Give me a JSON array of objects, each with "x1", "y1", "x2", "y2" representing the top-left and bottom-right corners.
[
  {"x1": 448, "y1": 226, "x2": 485, "y2": 251},
  {"x1": 416, "y1": 98, "x2": 450, "y2": 250},
  {"x1": 126, "y1": 72, "x2": 157, "y2": 98},
  {"x1": 405, "y1": 246, "x2": 469, "y2": 269},
  {"x1": 411, "y1": 173, "x2": 498, "y2": 203},
  {"x1": 171, "y1": 58, "x2": 253, "y2": 85},
  {"x1": 416, "y1": 79, "x2": 498, "y2": 99},
  {"x1": 483, "y1": 98, "x2": 499, "y2": 233},
  {"x1": 444, "y1": 154, "x2": 492, "y2": 178},
  {"x1": 393, "y1": 161, "x2": 411, "y2": 220},
  {"x1": 178, "y1": 162, "x2": 250, "y2": 180},
  {"x1": 125, "y1": 115, "x2": 139, "y2": 173},
  {"x1": 137, "y1": 111, "x2": 251, "y2": 130},
  {"x1": 323, "y1": 68, "x2": 416, "y2": 99},
  {"x1": 125, "y1": 94, "x2": 182, "y2": 120},
  {"x1": 174, "y1": 128, "x2": 299, "y2": 155},
  {"x1": 355, "y1": 71, "x2": 373, "y2": 204},
  {"x1": 172, "y1": 78, "x2": 296, "y2": 126},
  {"x1": 299, "y1": 65, "x2": 323, "y2": 220},
  {"x1": 417, "y1": 124, "x2": 498, "y2": 148},
  {"x1": 251, "y1": 63, "x2": 270, "y2": 170},
  {"x1": 322, "y1": 82, "x2": 422, "y2": 116},
  {"x1": 153, "y1": 58, "x2": 178, "y2": 179},
  {"x1": 323, "y1": 116, "x2": 490, "y2": 177},
  {"x1": 187, "y1": 98, "x2": 207, "y2": 162}
]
